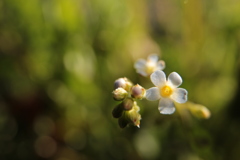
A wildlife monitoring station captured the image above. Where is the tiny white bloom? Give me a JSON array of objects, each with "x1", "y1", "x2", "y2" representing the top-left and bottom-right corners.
[
  {"x1": 134, "y1": 54, "x2": 165, "y2": 77},
  {"x1": 146, "y1": 70, "x2": 188, "y2": 114}
]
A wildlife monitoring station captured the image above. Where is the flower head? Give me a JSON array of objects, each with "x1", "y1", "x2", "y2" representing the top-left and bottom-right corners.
[
  {"x1": 112, "y1": 77, "x2": 144, "y2": 128},
  {"x1": 134, "y1": 54, "x2": 165, "y2": 77},
  {"x1": 146, "y1": 70, "x2": 188, "y2": 114}
]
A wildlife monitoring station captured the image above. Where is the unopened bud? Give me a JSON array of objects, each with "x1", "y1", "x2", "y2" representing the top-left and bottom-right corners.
[
  {"x1": 118, "y1": 116, "x2": 128, "y2": 128},
  {"x1": 126, "y1": 104, "x2": 141, "y2": 128},
  {"x1": 112, "y1": 103, "x2": 124, "y2": 118},
  {"x1": 112, "y1": 88, "x2": 128, "y2": 101},
  {"x1": 189, "y1": 104, "x2": 211, "y2": 119},
  {"x1": 114, "y1": 78, "x2": 133, "y2": 91},
  {"x1": 130, "y1": 84, "x2": 146, "y2": 99},
  {"x1": 122, "y1": 98, "x2": 134, "y2": 111},
  {"x1": 119, "y1": 103, "x2": 141, "y2": 128},
  {"x1": 114, "y1": 78, "x2": 126, "y2": 89}
]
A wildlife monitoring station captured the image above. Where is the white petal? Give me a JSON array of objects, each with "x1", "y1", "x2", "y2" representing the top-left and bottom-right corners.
[
  {"x1": 171, "y1": 88, "x2": 188, "y2": 103},
  {"x1": 150, "y1": 70, "x2": 166, "y2": 87},
  {"x1": 148, "y1": 54, "x2": 159, "y2": 63},
  {"x1": 136, "y1": 70, "x2": 148, "y2": 77},
  {"x1": 156, "y1": 60, "x2": 165, "y2": 70},
  {"x1": 146, "y1": 87, "x2": 160, "y2": 101},
  {"x1": 168, "y1": 72, "x2": 182, "y2": 87},
  {"x1": 158, "y1": 98, "x2": 176, "y2": 114},
  {"x1": 134, "y1": 59, "x2": 146, "y2": 69}
]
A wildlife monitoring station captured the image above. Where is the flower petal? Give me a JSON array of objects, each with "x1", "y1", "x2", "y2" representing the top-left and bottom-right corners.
[
  {"x1": 146, "y1": 87, "x2": 160, "y2": 101},
  {"x1": 134, "y1": 59, "x2": 146, "y2": 69},
  {"x1": 156, "y1": 60, "x2": 165, "y2": 70},
  {"x1": 158, "y1": 98, "x2": 175, "y2": 114},
  {"x1": 150, "y1": 70, "x2": 166, "y2": 87},
  {"x1": 171, "y1": 88, "x2": 188, "y2": 103},
  {"x1": 136, "y1": 70, "x2": 148, "y2": 77},
  {"x1": 148, "y1": 54, "x2": 159, "y2": 63},
  {"x1": 168, "y1": 72, "x2": 182, "y2": 87}
]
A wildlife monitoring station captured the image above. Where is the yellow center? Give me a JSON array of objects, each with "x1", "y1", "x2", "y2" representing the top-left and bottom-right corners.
[
  {"x1": 160, "y1": 85, "x2": 173, "y2": 97},
  {"x1": 145, "y1": 61, "x2": 156, "y2": 74}
]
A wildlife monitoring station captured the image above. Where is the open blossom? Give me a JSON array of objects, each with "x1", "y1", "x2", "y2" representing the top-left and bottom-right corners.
[
  {"x1": 146, "y1": 70, "x2": 188, "y2": 114},
  {"x1": 134, "y1": 54, "x2": 165, "y2": 77}
]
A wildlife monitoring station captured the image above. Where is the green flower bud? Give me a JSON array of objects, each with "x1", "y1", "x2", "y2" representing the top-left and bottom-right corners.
[
  {"x1": 118, "y1": 102, "x2": 141, "y2": 128},
  {"x1": 112, "y1": 103, "x2": 124, "y2": 118},
  {"x1": 189, "y1": 103, "x2": 211, "y2": 119},
  {"x1": 130, "y1": 84, "x2": 146, "y2": 99},
  {"x1": 112, "y1": 88, "x2": 128, "y2": 101},
  {"x1": 114, "y1": 77, "x2": 133, "y2": 91},
  {"x1": 118, "y1": 116, "x2": 128, "y2": 128},
  {"x1": 122, "y1": 98, "x2": 134, "y2": 111},
  {"x1": 127, "y1": 104, "x2": 141, "y2": 128}
]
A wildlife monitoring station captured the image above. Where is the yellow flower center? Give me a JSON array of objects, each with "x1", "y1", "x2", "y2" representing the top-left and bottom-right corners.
[
  {"x1": 160, "y1": 85, "x2": 173, "y2": 97},
  {"x1": 145, "y1": 61, "x2": 156, "y2": 74}
]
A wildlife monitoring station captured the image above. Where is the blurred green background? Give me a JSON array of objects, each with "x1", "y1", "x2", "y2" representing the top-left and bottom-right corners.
[{"x1": 0, "y1": 0, "x2": 240, "y2": 159}]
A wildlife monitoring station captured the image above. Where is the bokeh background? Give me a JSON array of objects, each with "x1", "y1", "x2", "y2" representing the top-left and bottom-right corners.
[{"x1": 0, "y1": 0, "x2": 240, "y2": 159}]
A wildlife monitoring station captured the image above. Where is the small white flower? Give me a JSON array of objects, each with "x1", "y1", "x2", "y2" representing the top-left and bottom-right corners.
[
  {"x1": 134, "y1": 54, "x2": 165, "y2": 77},
  {"x1": 146, "y1": 70, "x2": 188, "y2": 114}
]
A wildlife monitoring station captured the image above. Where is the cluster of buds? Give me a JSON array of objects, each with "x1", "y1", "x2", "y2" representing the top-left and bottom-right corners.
[{"x1": 112, "y1": 78, "x2": 146, "y2": 128}]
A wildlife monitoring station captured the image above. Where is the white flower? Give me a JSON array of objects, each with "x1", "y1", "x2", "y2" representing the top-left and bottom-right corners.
[
  {"x1": 146, "y1": 70, "x2": 188, "y2": 114},
  {"x1": 134, "y1": 54, "x2": 165, "y2": 77}
]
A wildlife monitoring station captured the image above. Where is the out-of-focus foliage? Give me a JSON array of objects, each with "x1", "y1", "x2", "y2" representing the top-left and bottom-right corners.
[{"x1": 0, "y1": 0, "x2": 240, "y2": 159}]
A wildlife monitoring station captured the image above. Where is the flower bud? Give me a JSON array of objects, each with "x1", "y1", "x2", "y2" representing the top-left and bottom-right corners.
[
  {"x1": 122, "y1": 98, "x2": 134, "y2": 111},
  {"x1": 112, "y1": 103, "x2": 124, "y2": 118},
  {"x1": 114, "y1": 78, "x2": 133, "y2": 91},
  {"x1": 118, "y1": 103, "x2": 141, "y2": 128},
  {"x1": 125, "y1": 104, "x2": 141, "y2": 128},
  {"x1": 118, "y1": 116, "x2": 128, "y2": 128},
  {"x1": 112, "y1": 88, "x2": 128, "y2": 101},
  {"x1": 130, "y1": 84, "x2": 146, "y2": 99},
  {"x1": 114, "y1": 78, "x2": 126, "y2": 89},
  {"x1": 189, "y1": 104, "x2": 211, "y2": 119}
]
